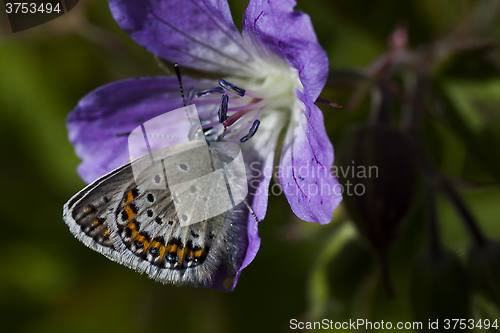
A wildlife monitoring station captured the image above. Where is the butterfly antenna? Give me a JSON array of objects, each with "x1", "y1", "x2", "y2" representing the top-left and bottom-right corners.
[
  {"x1": 174, "y1": 63, "x2": 193, "y2": 126},
  {"x1": 243, "y1": 200, "x2": 260, "y2": 223}
]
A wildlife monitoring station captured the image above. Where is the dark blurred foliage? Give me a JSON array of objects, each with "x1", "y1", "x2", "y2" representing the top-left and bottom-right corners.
[{"x1": 1, "y1": 0, "x2": 500, "y2": 332}]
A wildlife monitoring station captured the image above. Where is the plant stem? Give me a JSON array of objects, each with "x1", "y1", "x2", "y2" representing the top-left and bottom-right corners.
[
  {"x1": 437, "y1": 176, "x2": 487, "y2": 248},
  {"x1": 412, "y1": 135, "x2": 487, "y2": 248},
  {"x1": 425, "y1": 172, "x2": 442, "y2": 256},
  {"x1": 377, "y1": 250, "x2": 394, "y2": 297}
]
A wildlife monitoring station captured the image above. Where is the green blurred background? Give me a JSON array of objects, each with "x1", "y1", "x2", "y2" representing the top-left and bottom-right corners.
[{"x1": 1, "y1": 0, "x2": 500, "y2": 332}]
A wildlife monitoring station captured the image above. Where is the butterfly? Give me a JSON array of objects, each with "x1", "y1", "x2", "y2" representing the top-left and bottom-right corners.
[
  {"x1": 63, "y1": 63, "x2": 260, "y2": 290},
  {"x1": 63, "y1": 139, "x2": 252, "y2": 290}
]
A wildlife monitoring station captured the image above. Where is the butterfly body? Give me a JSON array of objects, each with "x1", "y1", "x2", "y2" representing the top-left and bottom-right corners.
[{"x1": 63, "y1": 141, "x2": 248, "y2": 288}]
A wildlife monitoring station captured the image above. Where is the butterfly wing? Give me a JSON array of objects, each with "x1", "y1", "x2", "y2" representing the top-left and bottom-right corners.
[
  {"x1": 63, "y1": 162, "x2": 132, "y2": 257},
  {"x1": 63, "y1": 142, "x2": 248, "y2": 288}
]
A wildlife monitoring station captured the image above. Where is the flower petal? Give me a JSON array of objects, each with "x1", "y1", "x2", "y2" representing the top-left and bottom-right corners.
[
  {"x1": 242, "y1": 112, "x2": 285, "y2": 220},
  {"x1": 109, "y1": 0, "x2": 254, "y2": 75},
  {"x1": 227, "y1": 112, "x2": 285, "y2": 290},
  {"x1": 209, "y1": 112, "x2": 284, "y2": 291},
  {"x1": 279, "y1": 90, "x2": 342, "y2": 224},
  {"x1": 67, "y1": 76, "x2": 214, "y2": 183},
  {"x1": 243, "y1": 0, "x2": 328, "y2": 101},
  {"x1": 67, "y1": 76, "x2": 270, "y2": 291}
]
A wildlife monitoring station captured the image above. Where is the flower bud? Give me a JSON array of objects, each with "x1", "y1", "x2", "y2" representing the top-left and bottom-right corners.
[
  {"x1": 411, "y1": 250, "x2": 471, "y2": 323},
  {"x1": 336, "y1": 125, "x2": 419, "y2": 253}
]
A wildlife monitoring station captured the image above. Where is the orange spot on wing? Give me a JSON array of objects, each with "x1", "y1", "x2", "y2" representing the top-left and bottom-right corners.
[
  {"x1": 126, "y1": 191, "x2": 135, "y2": 204},
  {"x1": 136, "y1": 235, "x2": 149, "y2": 249},
  {"x1": 92, "y1": 219, "x2": 106, "y2": 232},
  {"x1": 148, "y1": 241, "x2": 162, "y2": 254},
  {"x1": 125, "y1": 206, "x2": 136, "y2": 220},
  {"x1": 177, "y1": 248, "x2": 186, "y2": 264},
  {"x1": 158, "y1": 244, "x2": 167, "y2": 260},
  {"x1": 84, "y1": 205, "x2": 95, "y2": 214},
  {"x1": 127, "y1": 221, "x2": 139, "y2": 238}
]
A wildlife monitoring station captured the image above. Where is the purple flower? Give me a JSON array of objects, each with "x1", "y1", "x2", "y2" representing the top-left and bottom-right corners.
[{"x1": 67, "y1": 0, "x2": 342, "y2": 290}]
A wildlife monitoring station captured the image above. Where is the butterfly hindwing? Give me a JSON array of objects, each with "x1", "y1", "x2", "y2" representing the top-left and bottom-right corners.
[
  {"x1": 63, "y1": 163, "x2": 133, "y2": 257},
  {"x1": 63, "y1": 142, "x2": 248, "y2": 287}
]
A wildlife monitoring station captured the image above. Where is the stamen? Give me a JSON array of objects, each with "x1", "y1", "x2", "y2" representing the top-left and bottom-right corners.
[
  {"x1": 202, "y1": 120, "x2": 221, "y2": 129},
  {"x1": 219, "y1": 79, "x2": 245, "y2": 97},
  {"x1": 218, "y1": 95, "x2": 229, "y2": 123},
  {"x1": 219, "y1": 126, "x2": 227, "y2": 139},
  {"x1": 223, "y1": 109, "x2": 252, "y2": 127},
  {"x1": 187, "y1": 87, "x2": 196, "y2": 100},
  {"x1": 240, "y1": 120, "x2": 260, "y2": 142},
  {"x1": 227, "y1": 98, "x2": 262, "y2": 112},
  {"x1": 185, "y1": 99, "x2": 221, "y2": 105},
  {"x1": 196, "y1": 87, "x2": 224, "y2": 97},
  {"x1": 222, "y1": 108, "x2": 265, "y2": 149}
]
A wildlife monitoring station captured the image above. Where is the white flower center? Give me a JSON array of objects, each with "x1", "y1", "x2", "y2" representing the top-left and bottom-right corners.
[
  {"x1": 232, "y1": 61, "x2": 302, "y2": 113},
  {"x1": 188, "y1": 60, "x2": 302, "y2": 143}
]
